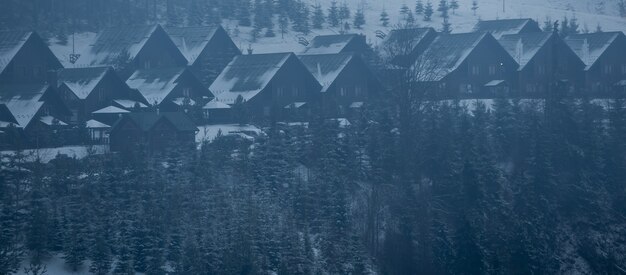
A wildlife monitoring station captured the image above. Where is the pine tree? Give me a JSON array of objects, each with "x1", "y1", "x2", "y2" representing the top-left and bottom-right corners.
[
  {"x1": 380, "y1": 9, "x2": 390, "y2": 27},
  {"x1": 278, "y1": 11, "x2": 289, "y2": 38},
  {"x1": 442, "y1": 17, "x2": 452, "y2": 33},
  {"x1": 416, "y1": 0, "x2": 424, "y2": 14},
  {"x1": 238, "y1": 0, "x2": 252, "y2": 27},
  {"x1": 543, "y1": 17, "x2": 553, "y2": 32},
  {"x1": 312, "y1": 4, "x2": 325, "y2": 29},
  {"x1": 406, "y1": 12, "x2": 416, "y2": 26},
  {"x1": 438, "y1": 0, "x2": 449, "y2": 18},
  {"x1": 620, "y1": 0, "x2": 626, "y2": 17},
  {"x1": 569, "y1": 16, "x2": 580, "y2": 34},
  {"x1": 328, "y1": 1, "x2": 340, "y2": 27},
  {"x1": 595, "y1": 23, "x2": 603, "y2": 32},
  {"x1": 0, "y1": 201, "x2": 22, "y2": 275},
  {"x1": 400, "y1": 4, "x2": 411, "y2": 17},
  {"x1": 89, "y1": 229, "x2": 112, "y2": 275},
  {"x1": 471, "y1": 0, "x2": 479, "y2": 16},
  {"x1": 339, "y1": 2, "x2": 351, "y2": 23},
  {"x1": 353, "y1": 8, "x2": 365, "y2": 29},
  {"x1": 450, "y1": 0, "x2": 459, "y2": 14},
  {"x1": 424, "y1": 1, "x2": 434, "y2": 21}
]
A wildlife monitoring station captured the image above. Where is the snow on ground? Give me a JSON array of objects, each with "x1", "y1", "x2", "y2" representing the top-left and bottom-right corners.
[
  {"x1": 1, "y1": 145, "x2": 108, "y2": 164},
  {"x1": 14, "y1": 254, "x2": 93, "y2": 275},
  {"x1": 196, "y1": 124, "x2": 264, "y2": 144},
  {"x1": 221, "y1": 0, "x2": 626, "y2": 55}
]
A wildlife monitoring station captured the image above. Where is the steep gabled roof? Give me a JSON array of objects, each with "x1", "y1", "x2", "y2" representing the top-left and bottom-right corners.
[
  {"x1": 0, "y1": 85, "x2": 49, "y2": 128},
  {"x1": 564, "y1": 31, "x2": 624, "y2": 70},
  {"x1": 210, "y1": 53, "x2": 292, "y2": 104},
  {"x1": 112, "y1": 112, "x2": 197, "y2": 132},
  {"x1": 384, "y1": 27, "x2": 436, "y2": 51},
  {"x1": 0, "y1": 31, "x2": 62, "y2": 75},
  {"x1": 57, "y1": 67, "x2": 110, "y2": 99},
  {"x1": 473, "y1": 18, "x2": 540, "y2": 39},
  {"x1": 302, "y1": 34, "x2": 362, "y2": 55},
  {"x1": 499, "y1": 32, "x2": 553, "y2": 69},
  {"x1": 126, "y1": 67, "x2": 187, "y2": 105},
  {"x1": 165, "y1": 25, "x2": 222, "y2": 65},
  {"x1": 416, "y1": 32, "x2": 489, "y2": 81},
  {"x1": 298, "y1": 53, "x2": 355, "y2": 92}
]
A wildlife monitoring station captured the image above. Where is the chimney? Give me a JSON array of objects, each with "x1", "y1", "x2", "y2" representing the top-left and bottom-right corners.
[{"x1": 46, "y1": 69, "x2": 58, "y2": 87}]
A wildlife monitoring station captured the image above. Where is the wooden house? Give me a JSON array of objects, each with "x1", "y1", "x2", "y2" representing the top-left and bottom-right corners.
[
  {"x1": 415, "y1": 32, "x2": 519, "y2": 98},
  {"x1": 126, "y1": 67, "x2": 213, "y2": 111},
  {"x1": 302, "y1": 34, "x2": 372, "y2": 57},
  {"x1": 166, "y1": 25, "x2": 241, "y2": 87},
  {"x1": 109, "y1": 112, "x2": 197, "y2": 153},
  {"x1": 473, "y1": 18, "x2": 542, "y2": 39},
  {"x1": 499, "y1": 32, "x2": 586, "y2": 96},
  {"x1": 0, "y1": 30, "x2": 63, "y2": 85},
  {"x1": 210, "y1": 53, "x2": 321, "y2": 122},
  {"x1": 73, "y1": 25, "x2": 187, "y2": 78},
  {"x1": 202, "y1": 99, "x2": 232, "y2": 124},
  {"x1": 0, "y1": 84, "x2": 71, "y2": 148},
  {"x1": 56, "y1": 66, "x2": 145, "y2": 124},
  {"x1": 565, "y1": 31, "x2": 626, "y2": 95},
  {"x1": 298, "y1": 53, "x2": 382, "y2": 117},
  {"x1": 380, "y1": 27, "x2": 438, "y2": 67}
]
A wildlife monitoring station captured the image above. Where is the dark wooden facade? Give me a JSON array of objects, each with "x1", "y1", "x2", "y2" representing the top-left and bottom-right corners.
[
  {"x1": 57, "y1": 67, "x2": 145, "y2": 124},
  {"x1": 210, "y1": 53, "x2": 321, "y2": 123},
  {"x1": 416, "y1": 32, "x2": 519, "y2": 98},
  {"x1": 109, "y1": 112, "x2": 197, "y2": 153},
  {"x1": 0, "y1": 31, "x2": 63, "y2": 85},
  {"x1": 499, "y1": 32, "x2": 586, "y2": 97},
  {"x1": 565, "y1": 32, "x2": 626, "y2": 95},
  {"x1": 299, "y1": 53, "x2": 383, "y2": 118},
  {"x1": 166, "y1": 25, "x2": 242, "y2": 87}
]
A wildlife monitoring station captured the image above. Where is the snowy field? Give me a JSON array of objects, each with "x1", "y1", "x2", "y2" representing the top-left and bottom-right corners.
[
  {"x1": 1, "y1": 145, "x2": 108, "y2": 163},
  {"x1": 196, "y1": 124, "x2": 264, "y2": 144}
]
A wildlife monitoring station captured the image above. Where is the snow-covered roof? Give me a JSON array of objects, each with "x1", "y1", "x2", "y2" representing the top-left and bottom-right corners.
[
  {"x1": 113, "y1": 99, "x2": 148, "y2": 109},
  {"x1": 0, "y1": 31, "x2": 31, "y2": 75},
  {"x1": 111, "y1": 112, "x2": 197, "y2": 132},
  {"x1": 203, "y1": 99, "x2": 231, "y2": 109},
  {"x1": 498, "y1": 32, "x2": 553, "y2": 69},
  {"x1": 302, "y1": 34, "x2": 361, "y2": 55},
  {"x1": 384, "y1": 28, "x2": 437, "y2": 51},
  {"x1": 564, "y1": 32, "x2": 624, "y2": 70},
  {"x1": 86, "y1": 119, "x2": 110, "y2": 128},
  {"x1": 416, "y1": 32, "x2": 489, "y2": 81},
  {"x1": 57, "y1": 67, "x2": 110, "y2": 99},
  {"x1": 39, "y1": 116, "x2": 68, "y2": 126},
  {"x1": 473, "y1": 18, "x2": 540, "y2": 39},
  {"x1": 165, "y1": 25, "x2": 220, "y2": 65},
  {"x1": 484, "y1": 80, "x2": 506, "y2": 87},
  {"x1": 350, "y1": 102, "x2": 364, "y2": 108},
  {"x1": 210, "y1": 53, "x2": 292, "y2": 104},
  {"x1": 196, "y1": 124, "x2": 263, "y2": 143},
  {"x1": 92, "y1": 105, "x2": 130, "y2": 114},
  {"x1": 172, "y1": 97, "x2": 196, "y2": 106},
  {"x1": 298, "y1": 53, "x2": 354, "y2": 92},
  {"x1": 0, "y1": 85, "x2": 49, "y2": 128},
  {"x1": 284, "y1": 102, "x2": 307, "y2": 109},
  {"x1": 126, "y1": 67, "x2": 186, "y2": 105}
]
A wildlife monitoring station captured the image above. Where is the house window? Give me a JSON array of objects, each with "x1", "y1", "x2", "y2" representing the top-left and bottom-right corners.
[
  {"x1": 98, "y1": 89, "x2": 106, "y2": 101},
  {"x1": 263, "y1": 106, "x2": 271, "y2": 116},
  {"x1": 182, "y1": 88, "x2": 191, "y2": 97},
  {"x1": 355, "y1": 86, "x2": 363, "y2": 97},
  {"x1": 276, "y1": 87, "x2": 284, "y2": 97},
  {"x1": 439, "y1": 82, "x2": 447, "y2": 90},
  {"x1": 460, "y1": 84, "x2": 473, "y2": 94},
  {"x1": 339, "y1": 87, "x2": 347, "y2": 97},
  {"x1": 603, "y1": 64, "x2": 613, "y2": 75},
  {"x1": 144, "y1": 60, "x2": 151, "y2": 69},
  {"x1": 292, "y1": 87, "x2": 300, "y2": 97},
  {"x1": 536, "y1": 65, "x2": 546, "y2": 76},
  {"x1": 488, "y1": 65, "x2": 496, "y2": 76},
  {"x1": 203, "y1": 110, "x2": 210, "y2": 119},
  {"x1": 471, "y1": 65, "x2": 480, "y2": 76}
]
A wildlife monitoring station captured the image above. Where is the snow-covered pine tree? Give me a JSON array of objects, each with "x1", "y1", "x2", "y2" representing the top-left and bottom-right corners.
[
  {"x1": 89, "y1": 228, "x2": 112, "y2": 275},
  {"x1": 450, "y1": 0, "x2": 459, "y2": 14},
  {"x1": 406, "y1": 11, "x2": 416, "y2": 26},
  {"x1": 424, "y1": 1, "x2": 434, "y2": 21},
  {"x1": 620, "y1": 0, "x2": 626, "y2": 17},
  {"x1": 416, "y1": 0, "x2": 424, "y2": 15},
  {"x1": 278, "y1": 11, "x2": 289, "y2": 38},
  {"x1": 380, "y1": 9, "x2": 390, "y2": 27},
  {"x1": 400, "y1": 4, "x2": 411, "y2": 17},
  {"x1": 471, "y1": 0, "x2": 479, "y2": 16},
  {"x1": 313, "y1": 4, "x2": 325, "y2": 29},
  {"x1": 238, "y1": 0, "x2": 252, "y2": 27},
  {"x1": 339, "y1": 2, "x2": 351, "y2": 25},
  {"x1": 442, "y1": 17, "x2": 452, "y2": 33},
  {"x1": 353, "y1": 8, "x2": 365, "y2": 29},
  {"x1": 438, "y1": 0, "x2": 449, "y2": 18},
  {"x1": 328, "y1": 1, "x2": 340, "y2": 27}
]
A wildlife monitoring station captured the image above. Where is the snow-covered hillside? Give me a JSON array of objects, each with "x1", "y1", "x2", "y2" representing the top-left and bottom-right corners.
[{"x1": 224, "y1": 0, "x2": 626, "y2": 54}]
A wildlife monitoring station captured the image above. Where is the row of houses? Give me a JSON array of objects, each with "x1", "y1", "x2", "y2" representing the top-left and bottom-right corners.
[
  {"x1": 0, "y1": 24, "x2": 382, "y2": 150},
  {"x1": 380, "y1": 18, "x2": 626, "y2": 97}
]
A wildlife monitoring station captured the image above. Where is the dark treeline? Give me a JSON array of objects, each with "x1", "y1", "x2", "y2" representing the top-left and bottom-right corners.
[{"x1": 2, "y1": 92, "x2": 626, "y2": 274}]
